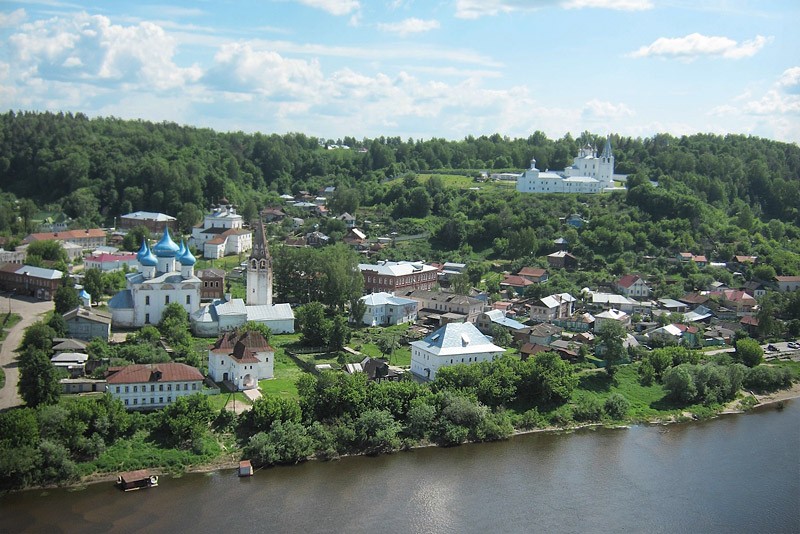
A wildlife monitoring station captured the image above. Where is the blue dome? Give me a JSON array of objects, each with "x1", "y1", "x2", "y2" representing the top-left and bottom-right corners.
[
  {"x1": 178, "y1": 241, "x2": 196, "y2": 266},
  {"x1": 152, "y1": 228, "x2": 180, "y2": 257},
  {"x1": 136, "y1": 238, "x2": 149, "y2": 262},
  {"x1": 140, "y1": 244, "x2": 158, "y2": 267},
  {"x1": 176, "y1": 240, "x2": 186, "y2": 257}
]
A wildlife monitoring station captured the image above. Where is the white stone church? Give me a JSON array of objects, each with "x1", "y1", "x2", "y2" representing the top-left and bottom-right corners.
[
  {"x1": 108, "y1": 229, "x2": 201, "y2": 327},
  {"x1": 190, "y1": 220, "x2": 294, "y2": 336},
  {"x1": 516, "y1": 137, "x2": 617, "y2": 194}
]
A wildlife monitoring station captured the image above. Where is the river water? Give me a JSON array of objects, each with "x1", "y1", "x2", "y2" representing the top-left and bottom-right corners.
[{"x1": 2, "y1": 401, "x2": 799, "y2": 534}]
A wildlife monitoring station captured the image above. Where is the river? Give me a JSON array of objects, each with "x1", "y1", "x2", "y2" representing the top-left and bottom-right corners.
[{"x1": 2, "y1": 401, "x2": 799, "y2": 533}]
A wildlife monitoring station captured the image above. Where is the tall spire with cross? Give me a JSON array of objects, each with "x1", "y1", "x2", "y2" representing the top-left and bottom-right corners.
[{"x1": 246, "y1": 216, "x2": 272, "y2": 306}]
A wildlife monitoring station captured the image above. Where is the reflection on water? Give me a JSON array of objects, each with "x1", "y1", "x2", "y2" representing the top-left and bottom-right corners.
[{"x1": 2, "y1": 402, "x2": 798, "y2": 534}]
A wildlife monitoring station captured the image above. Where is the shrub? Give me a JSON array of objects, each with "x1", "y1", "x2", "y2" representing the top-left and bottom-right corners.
[
  {"x1": 519, "y1": 408, "x2": 548, "y2": 430},
  {"x1": 604, "y1": 393, "x2": 630, "y2": 420},
  {"x1": 743, "y1": 366, "x2": 793, "y2": 392},
  {"x1": 572, "y1": 395, "x2": 604, "y2": 422}
]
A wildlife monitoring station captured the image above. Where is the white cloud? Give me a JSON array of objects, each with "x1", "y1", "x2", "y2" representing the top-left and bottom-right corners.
[
  {"x1": 8, "y1": 13, "x2": 202, "y2": 90},
  {"x1": 294, "y1": 0, "x2": 360, "y2": 16},
  {"x1": 581, "y1": 99, "x2": 634, "y2": 121},
  {"x1": 742, "y1": 90, "x2": 800, "y2": 115},
  {"x1": 778, "y1": 66, "x2": 800, "y2": 94},
  {"x1": 630, "y1": 33, "x2": 770, "y2": 60},
  {"x1": 455, "y1": 0, "x2": 651, "y2": 18},
  {"x1": 561, "y1": 0, "x2": 652, "y2": 10},
  {"x1": 377, "y1": 18, "x2": 440, "y2": 36},
  {"x1": 205, "y1": 42, "x2": 326, "y2": 100},
  {"x1": 0, "y1": 8, "x2": 26, "y2": 27}
]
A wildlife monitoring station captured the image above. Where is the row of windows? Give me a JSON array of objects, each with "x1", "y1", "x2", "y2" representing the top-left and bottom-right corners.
[
  {"x1": 144, "y1": 295, "x2": 191, "y2": 306},
  {"x1": 116, "y1": 383, "x2": 198, "y2": 393}
]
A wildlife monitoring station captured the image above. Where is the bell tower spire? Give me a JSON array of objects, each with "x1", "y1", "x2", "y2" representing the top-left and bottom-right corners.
[{"x1": 246, "y1": 217, "x2": 272, "y2": 306}]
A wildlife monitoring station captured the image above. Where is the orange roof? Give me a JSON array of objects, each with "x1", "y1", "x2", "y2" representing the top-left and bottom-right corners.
[
  {"x1": 616, "y1": 274, "x2": 642, "y2": 288},
  {"x1": 24, "y1": 228, "x2": 106, "y2": 243},
  {"x1": 518, "y1": 267, "x2": 547, "y2": 278},
  {"x1": 106, "y1": 363, "x2": 203, "y2": 384}
]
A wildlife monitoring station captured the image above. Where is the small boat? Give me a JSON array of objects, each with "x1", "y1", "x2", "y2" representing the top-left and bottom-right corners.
[
  {"x1": 117, "y1": 469, "x2": 159, "y2": 491},
  {"x1": 238, "y1": 460, "x2": 254, "y2": 477}
]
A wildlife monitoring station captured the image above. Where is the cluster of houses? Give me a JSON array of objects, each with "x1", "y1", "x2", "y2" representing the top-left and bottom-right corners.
[{"x1": 6, "y1": 186, "x2": 800, "y2": 412}]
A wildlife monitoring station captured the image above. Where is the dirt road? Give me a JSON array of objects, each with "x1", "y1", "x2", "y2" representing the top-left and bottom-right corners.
[{"x1": 0, "y1": 295, "x2": 53, "y2": 410}]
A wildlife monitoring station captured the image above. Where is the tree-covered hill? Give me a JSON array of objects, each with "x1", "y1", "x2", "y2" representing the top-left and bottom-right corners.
[{"x1": 1, "y1": 111, "x2": 798, "y2": 227}]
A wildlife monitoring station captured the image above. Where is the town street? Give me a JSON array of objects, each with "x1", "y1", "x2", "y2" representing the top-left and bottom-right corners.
[{"x1": 0, "y1": 295, "x2": 53, "y2": 410}]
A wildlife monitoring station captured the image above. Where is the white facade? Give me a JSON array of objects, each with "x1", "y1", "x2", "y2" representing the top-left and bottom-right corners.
[
  {"x1": 106, "y1": 363, "x2": 204, "y2": 410},
  {"x1": 108, "y1": 229, "x2": 201, "y2": 328},
  {"x1": 360, "y1": 292, "x2": 418, "y2": 326},
  {"x1": 410, "y1": 322, "x2": 505, "y2": 381},
  {"x1": 516, "y1": 138, "x2": 615, "y2": 194},
  {"x1": 207, "y1": 331, "x2": 274, "y2": 390},
  {"x1": 84, "y1": 253, "x2": 139, "y2": 272},
  {"x1": 190, "y1": 205, "x2": 252, "y2": 259}
]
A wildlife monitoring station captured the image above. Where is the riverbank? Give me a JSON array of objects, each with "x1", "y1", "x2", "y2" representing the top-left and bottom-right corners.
[{"x1": 53, "y1": 383, "x2": 799, "y2": 495}]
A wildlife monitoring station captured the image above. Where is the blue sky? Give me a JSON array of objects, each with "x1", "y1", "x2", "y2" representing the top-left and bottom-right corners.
[{"x1": 1, "y1": 1, "x2": 798, "y2": 143}]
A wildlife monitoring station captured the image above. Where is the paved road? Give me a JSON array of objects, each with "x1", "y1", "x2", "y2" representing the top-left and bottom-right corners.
[{"x1": 0, "y1": 295, "x2": 54, "y2": 410}]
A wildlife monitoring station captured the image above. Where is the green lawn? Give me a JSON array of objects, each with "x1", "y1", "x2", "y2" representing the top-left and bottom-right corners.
[{"x1": 207, "y1": 391, "x2": 251, "y2": 411}]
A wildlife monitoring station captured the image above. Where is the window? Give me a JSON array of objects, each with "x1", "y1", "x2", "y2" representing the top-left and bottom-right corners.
[
  {"x1": 151, "y1": 384, "x2": 155, "y2": 392},
  {"x1": 159, "y1": 384, "x2": 164, "y2": 391},
  {"x1": 124, "y1": 386, "x2": 129, "y2": 393},
  {"x1": 133, "y1": 385, "x2": 138, "y2": 392},
  {"x1": 186, "y1": 295, "x2": 191, "y2": 305},
  {"x1": 133, "y1": 398, "x2": 138, "y2": 405},
  {"x1": 142, "y1": 398, "x2": 146, "y2": 404},
  {"x1": 145, "y1": 313, "x2": 150, "y2": 324},
  {"x1": 167, "y1": 384, "x2": 172, "y2": 391},
  {"x1": 151, "y1": 398, "x2": 155, "y2": 404},
  {"x1": 192, "y1": 383, "x2": 197, "y2": 390},
  {"x1": 145, "y1": 295, "x2": 150, "y2": 305},
  {"x1": 116, "y1": 386, "x2": 120, "y2": 393},
  {"x1": 168, "y1": 397, "x2": 172, "y2": 403},
  {"x1": 124, "y1": 399, "x2": 129, "y2": 406},
  {"x1": 165, "y1": 295, "x2": 170, "y2": 305},
  {"x1": 159, "y1": 397, "x2": 163, "y2": 404},
  {"x1": 184, "y1": 384, "x2": 188, "y2": 390}
]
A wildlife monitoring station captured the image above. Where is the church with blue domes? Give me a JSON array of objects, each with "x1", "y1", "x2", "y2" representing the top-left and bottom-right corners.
[{"x1": 108, "y1": 228, "x2": 202, "y2": 328}]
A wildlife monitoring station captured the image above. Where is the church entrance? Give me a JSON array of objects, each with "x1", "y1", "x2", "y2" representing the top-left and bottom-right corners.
[{"x1": 223, "y1": 372, "x2": 229, "y2": 381}]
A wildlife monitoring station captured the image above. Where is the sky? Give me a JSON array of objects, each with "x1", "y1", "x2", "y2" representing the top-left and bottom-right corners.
[{"x1": 1, "y1": 1, "x2": 799, "y2": 144}]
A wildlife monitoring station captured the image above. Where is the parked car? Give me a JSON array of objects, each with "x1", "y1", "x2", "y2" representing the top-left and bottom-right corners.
[{"x1": 766, "y1": 344, "x2": 778, "y2": 352}]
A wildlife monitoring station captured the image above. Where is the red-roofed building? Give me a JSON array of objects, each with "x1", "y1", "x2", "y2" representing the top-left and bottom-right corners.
[
  {"x1": 500, "y1": 274, "x2": 534, "y2": 295},
  {"x1": 517, "y1": 267, "x2": 548, "y2": 284},
  {"x1": 84, "y1": 253, "x2": 139, "y2": 272},
  {"x1": 105, "y1": 363, "x2": 204, "y2": 409},
  {"x1": 615, "y1": 274, "x2": 650, "y2": 298},
  {"x1": 208, "y1": 330, "x2": 274, "y2": 390},
  {"x1": 716, "y1": 289, "x2": 757, "y2": 315}
]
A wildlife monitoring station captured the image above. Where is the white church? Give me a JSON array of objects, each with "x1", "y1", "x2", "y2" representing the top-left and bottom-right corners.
[
  {"x1": 108, "y1": 229, "x2": 202, "y2": 327},
  {"x1": 190, "y1": 219, "x2": 295, "y2": 336},
  {"x1": 189, "y1": 202, "x2": 252, "y2": 259},
  {"x1": 516, "y1": 137, "x2": 618, "y2": 194}
]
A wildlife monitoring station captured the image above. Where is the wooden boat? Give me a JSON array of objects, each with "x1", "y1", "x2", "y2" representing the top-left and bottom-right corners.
[
  {"x1": 238, "y1": 460, "x2": 254, "y2": 477},
  {"x1": 117, "y1": 469, "x2": 159, "y2": 491}
]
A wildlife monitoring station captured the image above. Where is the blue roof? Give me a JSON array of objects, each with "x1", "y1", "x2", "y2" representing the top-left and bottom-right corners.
[
  {"x1": 108, "y1": 289, "x2": 133, "y2": 309},
  {"x1": 152, "y1": 227, "x2": 180, "y2": 257},
  {"x1": 139, "y1": 243, "x2": 158, "y2": 266},
  {"x1": 178, "y1": 240, "x2": 196, "y2": 266}
]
